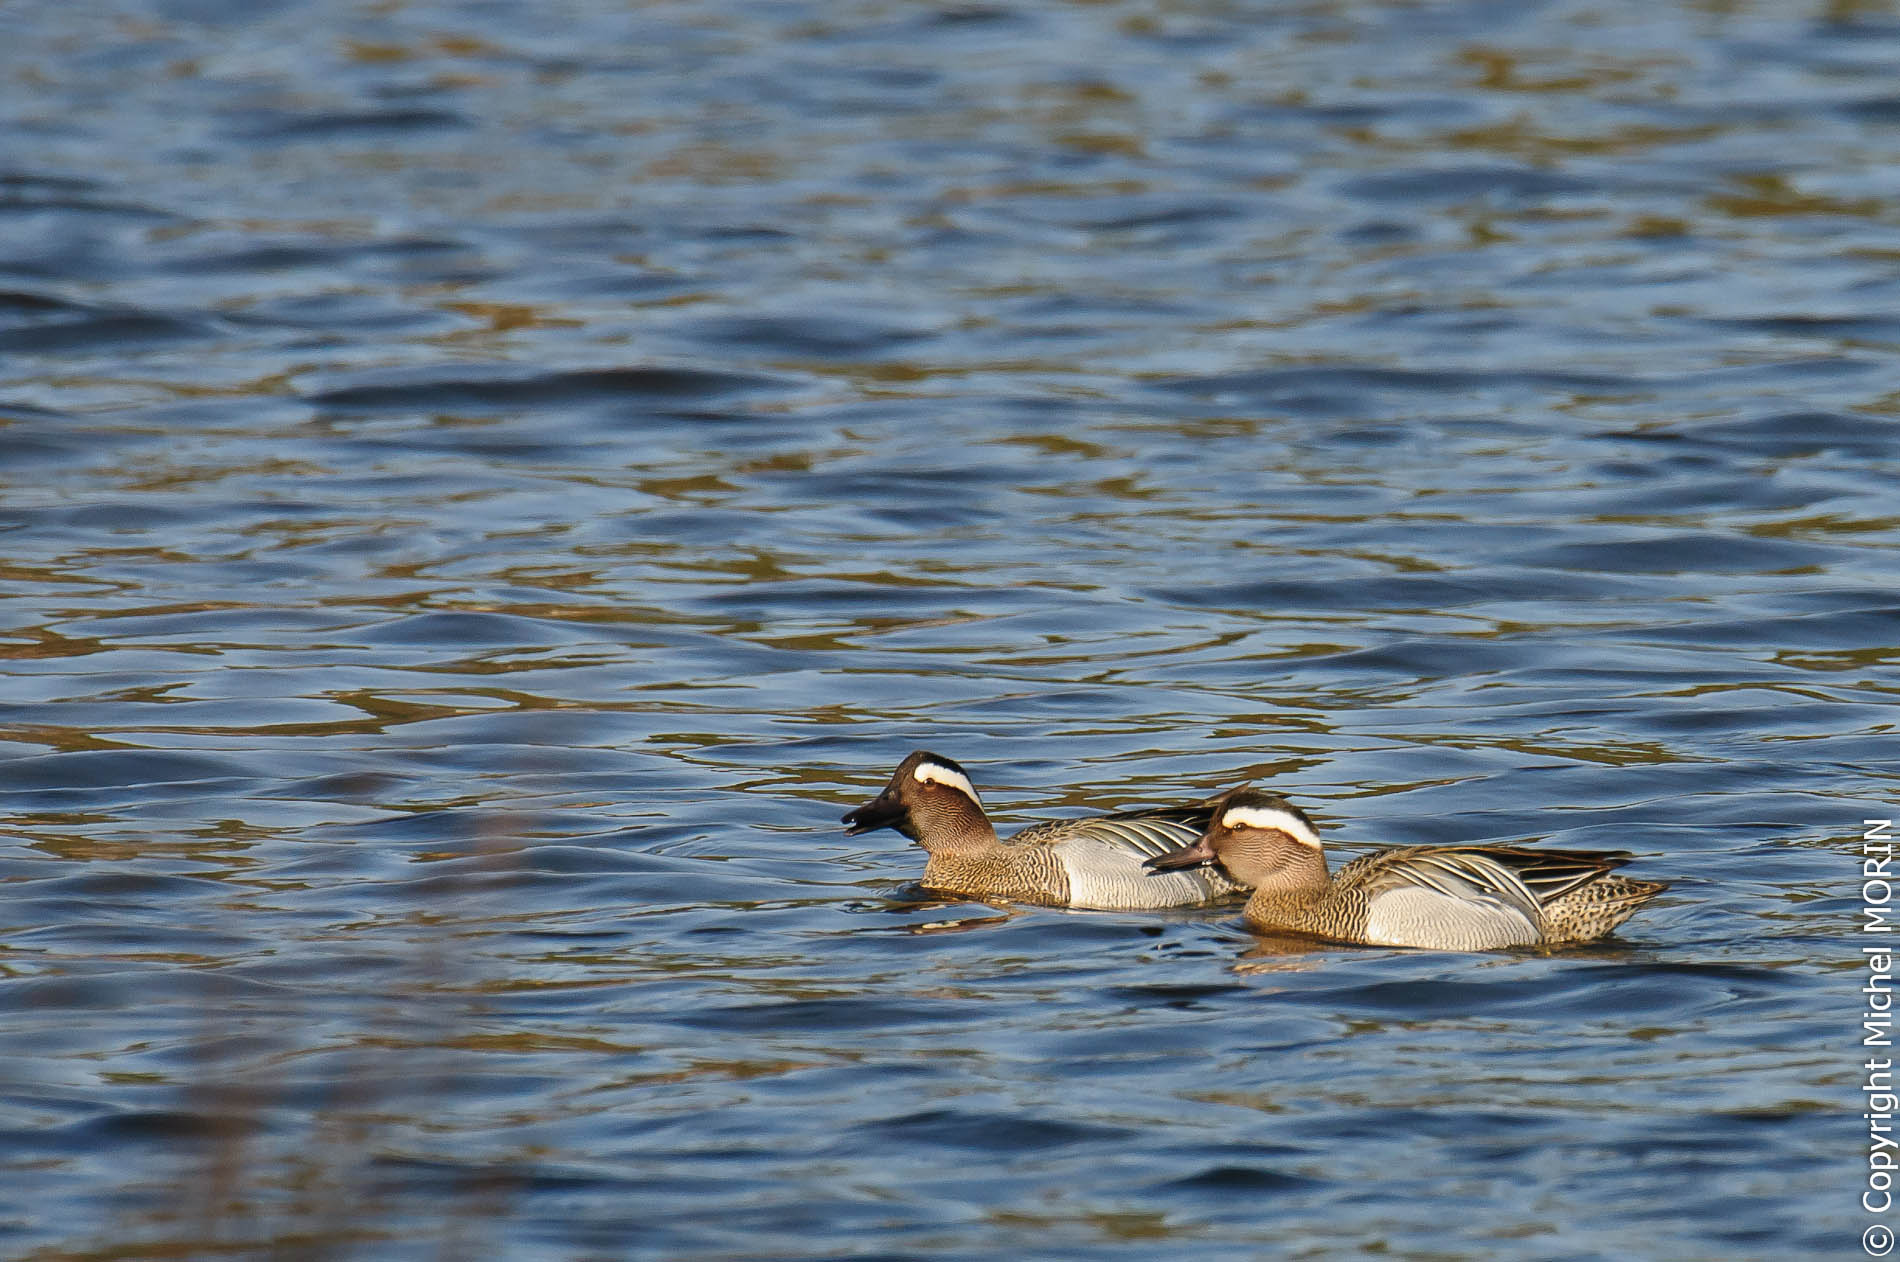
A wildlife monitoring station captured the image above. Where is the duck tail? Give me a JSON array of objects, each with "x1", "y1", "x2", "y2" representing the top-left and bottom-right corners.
[{"x1": 1546, "y1": 875, "x2": 1669, "y2": 943}]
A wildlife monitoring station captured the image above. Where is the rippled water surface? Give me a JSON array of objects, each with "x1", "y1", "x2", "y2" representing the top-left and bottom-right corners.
[{"x1": 1, "y1": 1, "x2": 1891, "y2": 1257}]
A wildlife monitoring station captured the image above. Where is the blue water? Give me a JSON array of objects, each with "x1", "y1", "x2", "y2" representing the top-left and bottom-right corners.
[{"x1": 0, "y1": 1, "x2": 1885, "y2": 1257}]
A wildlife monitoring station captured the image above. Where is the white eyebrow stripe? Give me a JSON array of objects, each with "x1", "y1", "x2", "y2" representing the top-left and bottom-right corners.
[
  {"x1": 913, "y1": 761, "x2": 981, "y2": 804},
  {"x1": 1220, "y1": 805, "x2": 1320, "y2": 848}
]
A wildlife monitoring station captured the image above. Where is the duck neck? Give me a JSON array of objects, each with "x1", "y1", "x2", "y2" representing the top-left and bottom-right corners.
[
  {"x1": 910, "y1": 794, "x2": 1000, "y2": 857},
  {"x1": 1253, "y1": 847, "x2": 1332, "y2": 910}
]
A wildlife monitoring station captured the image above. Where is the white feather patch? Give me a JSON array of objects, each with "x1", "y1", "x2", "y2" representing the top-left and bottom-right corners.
[
  {"x1": 1219, "y1": 805, "x2": 1321, "y2": 849},
  {"x1": 913, "y1": 761, "x2": 981, "y2": 804},
  {"x1": 1362, "y1": 887, "x2": 1538, "y2": 949},
  {"x1": 1056, "y1": 836, "x2": 1231, "y2": 910}
]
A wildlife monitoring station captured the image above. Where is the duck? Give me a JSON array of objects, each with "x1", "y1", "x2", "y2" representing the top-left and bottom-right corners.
[
  {"x1": 1144, "y1": 786, "x2": 1667, "y2": 950},
  {"x1": 841, "y1": 750, "x2": 1249, "y2": 910}
]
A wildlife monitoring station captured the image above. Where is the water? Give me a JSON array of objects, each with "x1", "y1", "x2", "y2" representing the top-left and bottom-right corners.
[{"x1": 0, "y1": 0, "x2": 1886, "y2": 1257}]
